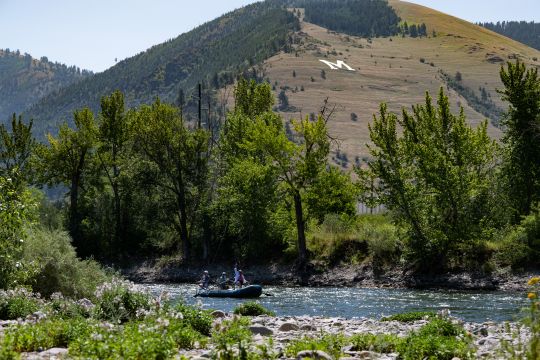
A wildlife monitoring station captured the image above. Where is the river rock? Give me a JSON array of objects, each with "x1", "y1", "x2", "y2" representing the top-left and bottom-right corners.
[
  {"x1": 279, "y1": 322, "x2": 300, "y2": 332},
  {"x1": 296, "y1": 350, "x2": 332, "y2": 360},
  {"x1": 249, "y1": 325, "x2": 274, "y2": 336},
  {"x1": 41, "y1": 348, "x2": 69, "y2": 356},
  {"x1": 300, "y1": 324, "x2": 317, "y2": 331},
  {"x1": 211, "y1": 310, "x2": 226, "y2": 318}
]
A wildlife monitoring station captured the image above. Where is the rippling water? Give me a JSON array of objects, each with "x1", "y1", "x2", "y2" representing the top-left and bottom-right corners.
[{"x1": 141, "y1": 284, "x2": 527, "y2": 323}]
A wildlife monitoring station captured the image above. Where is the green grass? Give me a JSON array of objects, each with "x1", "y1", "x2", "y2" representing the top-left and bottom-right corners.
[
  {"x1": 381, "y1": 311, "x2": 437, "y2": 322},
  {"x1": 233, "y1": 302, "x2": 275, "y2": 317}
]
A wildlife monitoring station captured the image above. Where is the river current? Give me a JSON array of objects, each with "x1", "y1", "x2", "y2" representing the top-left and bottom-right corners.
[{"x1": 141, "y1": 284, "x2": 527, "y2": 323}]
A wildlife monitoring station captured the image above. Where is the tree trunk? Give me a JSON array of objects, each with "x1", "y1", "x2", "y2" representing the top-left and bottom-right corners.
[
  {"x1": 69, "y1": 174, "x2": 81, "y2": 250},
  {"x1": 293, "y1": 190, "x2": 307, "y2": 266},
  {"x1": 177, "y1": 173, "x2": 190, "y2": 262}
]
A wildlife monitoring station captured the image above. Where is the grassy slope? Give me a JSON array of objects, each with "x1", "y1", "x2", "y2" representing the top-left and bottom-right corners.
[{"x1": 261, "y1": 1, "x2": 540, "y2": 165}]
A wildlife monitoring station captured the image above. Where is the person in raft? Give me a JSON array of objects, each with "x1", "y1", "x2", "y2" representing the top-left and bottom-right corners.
[
  {"x1": 199, "y1": 270, "x2": 210, "y2": 290},
  {"x1": 218, "y1": 272, "x2": 229, "y2": 290},
  {"x1": 234, "y1": 265, "x2": 247, "y2": 289}
]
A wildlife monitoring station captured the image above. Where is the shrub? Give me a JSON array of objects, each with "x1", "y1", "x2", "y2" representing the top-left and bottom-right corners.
[
  {"x1": 0, "y1": 288, "x2": 42, "y2": 320},
  {"x1": 70, "y1": 317, "x2": 201, "y2": 359},
  {"x1": 350, "y1": 333, "x2": 402, "y2": 353},
  {"x1": 285, "y1": 334, "x2": 346, "y2": 359},
  {"x1": 233, "y1": 302, "x2": 275, "y2": 317},
  {"x1": 22, "y1": 227, "x2": 109, "y2": 298},
  {"x1": 527, "y1": 277, "x2": 540, "y2": 358},
  {"x1": 93, "y1": 279, "x2": 151, "y2": 323},
  {"x1": 381, "y1": 311, "x2": 436, "y2": 322},
  {"x1": 211, "y1": 316, "x2": 253, "y2": 359},
  {"x1": 2, "y1": 318, "x2": 91, "y2": 352},
  {"x1": 397, "y1": 318, "x2": 474, "y2": 360},
  {"x1": 46, "y1": 293, "x2": 93, "y2": 319},
  {"x1": 175, "y1": 303, "x2": 213, "y2": 336}
]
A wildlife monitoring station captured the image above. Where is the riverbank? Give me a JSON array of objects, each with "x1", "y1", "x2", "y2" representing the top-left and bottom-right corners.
[{"x1": 124, "y1": 260, "x2": 536, "y2": 292}]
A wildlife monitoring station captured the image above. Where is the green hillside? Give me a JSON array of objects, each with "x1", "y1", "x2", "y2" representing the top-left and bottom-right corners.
[
  {"x1": 0, "y1": 49, "x2": 90, "y2": 122},
  {"x1": 23, "y1": 2, "x2": 299, "y2": 137}
]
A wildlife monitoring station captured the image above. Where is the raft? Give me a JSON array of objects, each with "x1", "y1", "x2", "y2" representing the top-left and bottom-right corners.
[{"x1": 195, "y1": 285, "x2": 263, "y2": 298}]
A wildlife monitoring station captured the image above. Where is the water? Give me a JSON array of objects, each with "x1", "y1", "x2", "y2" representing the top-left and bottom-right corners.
[{"x1": 141, "y1": 284, "x2": 527, "y2": 323}]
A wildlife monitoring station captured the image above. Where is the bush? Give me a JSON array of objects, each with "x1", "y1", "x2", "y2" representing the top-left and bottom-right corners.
[
  {"x1": 211, "y1": 316, "x2": 253, "y2": 358},
  {"x1": 2, "y1": 318, "x2": 91, "y2": 352},
  {"x1": 70, "y1": 316, "x2": 201, "y2": 359},
  {"x1": 381, "y1": 311, "x2": 436, "y2": 322},
  {"x1": 0, "y1": 288, "x2": 42, "y2": 320},
  {"x1": 22, "y1": 227, "x2": 109, "y2": 298},
  {"x1": 350, "y1": 333, "x2": 402, "y2": 353},
  {"x1": 175, "y1": 303, "x2": 213, "y2": 336},
  {"x1": 526, "y1": 277, "x2": 540, "y2": 359},
  {"x1": 495, "y1": 209, "x2": 540, "y2": 269},
  {"x1": 46, "y1": 293, "x2": 93, "y2": 319},
  {"x1": 93, "y1": 279, "x2": 151, "y2": 323},
  {"x1": 233, "y1": 302, "x2": 275, "y2": 317},
  {"x1": 285, "y1": 334, "x2": 346, "y2": 359},
  {"x1": 397, "y1": 318, "x2": 474, "y2": 360}
]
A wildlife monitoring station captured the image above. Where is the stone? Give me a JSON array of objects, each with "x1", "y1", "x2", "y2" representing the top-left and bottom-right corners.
[
  {"x1": 279, "y1": 322, "x2": 300, "y2": 332},
  {"x1": 358, "y1": 351, "x2": 379, "y2": 359},
  {"x1": 296, "y1": 350, "x2": 333, "y2": 360},
  {"x1": 211, "y1": 310, "x2": 226, "y2": 318},
  {"x1": 41, "y1": 348, "x2": 69, "y2": 356},
  {"x1": 300, "y1": 324, "x2": 317, "y2": 331},
  {"x1": 249, "y1": 325, "x2": 274, "y2": 336},
  {"x1": 451, "y1": 357, "x2": 462, "y2": 360}
]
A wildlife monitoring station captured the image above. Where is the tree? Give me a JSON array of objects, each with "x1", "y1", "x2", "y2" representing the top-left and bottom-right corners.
[
  {"x1": 40, "y1": 108, "x2": 97, "y2": 253},
  {"x1": 351, "y1": 112, "x2": 358, "y2": 122},
  {"x1": 245, "y1": 115, "x2": 330, "y2": 266},
  {"x1": 278, "y1": 90, "x2": 289, "y2": 111},
  {"x1": 134, "y1": 99, "x2": 209, "y2": 262},
  {"x1": 361, "y1": 88, "x2": 499, "y2": 271},
  {"x1": 321, "y1": 69, "x2": 326, "y2": 80},
  {"x1": 498, "y1": 60, "x2": 540, "y2": 217},
  {"x1": 0, "y1": 114, "x2": 36, "y2": 186},
  {"x1": 293, "y1": 70, "x2": 296, "y2": 78},
  {"x1": 96, "y1": 91, "x2": 130, "y2": 249},
  {"x1": 409, "y1": 24, "x2": 418, "y2": 38}
]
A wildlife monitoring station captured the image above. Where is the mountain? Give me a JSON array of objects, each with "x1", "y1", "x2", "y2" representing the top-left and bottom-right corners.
[
  {"x1": 478, "y1": 21, "x2": 540, "y2": 51},
  {"x1": 0, "y1": 49, "x2": 91, "y2": 122},
  {"x1": 19, "y1": 0, "x2": 540, "y2": 165},
  {"x1": 258, "y1": 0, "x2": 540, "y2": 166},
  {"x1": 22, "y1": 1, "x2": 299, "y2": 136}
]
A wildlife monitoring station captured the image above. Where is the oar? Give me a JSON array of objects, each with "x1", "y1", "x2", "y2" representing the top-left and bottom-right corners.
[{"x1": 264, "y1": 292, "x2": 274, "y2": 296}]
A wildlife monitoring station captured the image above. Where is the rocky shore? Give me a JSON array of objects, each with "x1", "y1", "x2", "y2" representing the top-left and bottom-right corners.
[
  {"x1": 3, "y1": 313, "x2": 530, "y2": 359},
  {"x1": 125, "y1": 261, "x2": 537, "y2": 292}
]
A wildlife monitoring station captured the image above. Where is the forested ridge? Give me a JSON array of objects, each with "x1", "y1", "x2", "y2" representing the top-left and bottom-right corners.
[
  {"x1": 0, "y1": 49, "x2": 90, "y2": 123},
  {"x1": 23, "y1": 2, "x2": 299, "y2": 138},
  {"x1": 479, "y1": 21, "x2": 540, "y2": 51}
]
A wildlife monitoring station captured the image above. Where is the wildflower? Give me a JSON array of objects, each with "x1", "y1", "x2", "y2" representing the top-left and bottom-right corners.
[
  {"x1": 528, "y1": 292, "x2": 537, "y2": 300},
  {"x1": 528, "y1": 277, "x2": 540, "y2": 286}
]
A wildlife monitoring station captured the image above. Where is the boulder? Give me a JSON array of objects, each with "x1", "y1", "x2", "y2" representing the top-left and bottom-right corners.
[
  {"x1": 300, "y1": 324, "x2": 317, "y2": 331},
  {"x1": 249, "y1": 325, "x2": 274, "y2": 336},
  {"x1": 296, "y1": 350, "x2": 333, "y2": 360},
  {"x1": 211, "y1": 310, "x2": 226, "y2": 318},
  {"x1": 41, "y1": 348, "x2": 69, "y2": 356},
  {"x1": 279, "y1": 322, "x2": 300, "y2": 332}
]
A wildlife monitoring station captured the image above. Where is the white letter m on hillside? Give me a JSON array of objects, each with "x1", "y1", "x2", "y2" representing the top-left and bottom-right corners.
[{"x1": 319, "y1": 59, "x2": 356, "y2": 71}]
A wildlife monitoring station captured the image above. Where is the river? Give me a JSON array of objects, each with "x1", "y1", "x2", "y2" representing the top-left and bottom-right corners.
[{"x1": 141, "y1": 284, "x2": 527, "y2": 323}]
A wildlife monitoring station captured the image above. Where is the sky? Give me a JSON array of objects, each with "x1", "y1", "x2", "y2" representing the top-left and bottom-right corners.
[{"x1": 1, "y1": 0, "x2": 539, "y2": 73}]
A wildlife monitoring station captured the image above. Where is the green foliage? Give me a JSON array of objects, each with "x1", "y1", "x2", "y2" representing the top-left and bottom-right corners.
[
  {"x1": 233, "y1": 302, "x2": 275, "y2": 317},
  {"x1": 0, "y1": 114, "x2": 36, "y2": 185},
  {"x1": 70, "y1": 317, "x2": 201, "y2": 359},
  {"x1": 211, "y1": 316, "x2": 253, "y2": 359},
  {"x1": 0, "y1": 49, "x2": 89, "y2": 123},
  {"x1": 285, "y1": 333, "x2": 346, "y2": 359},
  {"x1": 21, "y1": 227, "x2": 109, "y2": 298},
  {"x1": 495, "y1": 208, "x2": 540, "y2": 269},
  {"x1": 395, "y1": 318, "x2": 473, "y2": 360},
  {"x1": 298, "y1": 0, "x2": 401, "y2": 38},
  {"x1": 92, "y1": 279, "x2": 151, "y2": 323},
  {"x1": 362, "y1": 88, "x2": 500, "y2": 271},
  {"x1": 499, "y1": 60, "x2": 540, "y2": 218},
  {"x1": 0, "y1": 176, "x2": 35, "y2": 289},
  {"x1": 479, "y1": 21, "x2": 540, "y2": 51},
  {"x1": 350, "y1": 333, "x2": 402, "y2": 353},
  {"x1": 0, "y1": 288, "x2": 41, "y2": 320},
  {"x1": 381, "y1": 311, "x2": 436, "y2": 322},
  {"x1": 2, "y1": 318, "x2": 91, "y2": 352},
  {"x1": 526, "y1": 278, "x2": 540, "y2": 359},
  {"x1": 175, "y1": 303, "x2": 213, "y2": 336},
  {"x1": 305, "y1": 166, "x2": 358, "y2": 224}
]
